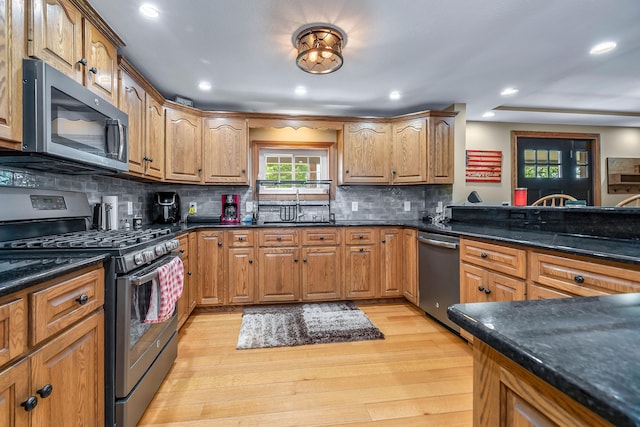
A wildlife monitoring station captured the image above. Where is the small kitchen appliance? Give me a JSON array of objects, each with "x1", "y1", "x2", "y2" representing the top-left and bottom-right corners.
[
  {"x1": 221, "y1": 194, "x2": 240, "y2": 223},
  {"x1": 152, "y1": 192, "x2": 181, "y2": 224}
]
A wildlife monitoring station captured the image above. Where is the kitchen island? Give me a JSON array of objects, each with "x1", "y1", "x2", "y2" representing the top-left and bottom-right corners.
[{"x1": 448, "y1": 293, "x2": 640, "y2": 426}]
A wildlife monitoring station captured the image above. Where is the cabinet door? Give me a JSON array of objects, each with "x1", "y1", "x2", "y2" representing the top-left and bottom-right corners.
[
  {"x1": 0, "y1": 298, "x2": 27, "y2": 367},
  {"x1": 379, "y1": 228, "x2": 403, "y2": 297},
  {"x1": 426, "y1": 116, "x2": 454, "y2": 184},
  {"x1": 197, "y1": 231, "x2": 224, "y2": 305},
  {"x1": 0, "y1": 358, "x2": 29, "y2": 427},
  {"x1": 227, "y1": 247, "x2": 255, "y2": 304},
  {"x1": 29, "y1": 0, "x2": 83, "y2": 83},
  {"x1": 30, "y1": 310, "x2": 104, "y2": 427},
  {"x1": 83, "y1": 20, "x2": 118, "y2": 104},
  {"x1": 301, "y1": 246, "x2": 341, "y2": 301},
  {"x1": 257, "y1": 248, "x2": 300, "y2": 302},
  {"x1": 488, "y1": 271, "x2": 526, "y2": 302},
  {"x1": 342, "y1": 122, "x2": 391, "y2": 184},
  {"x1": 402, "y1": 229, "x2": 418, "y2": 305},
  {"x1": 145, "y1": 95, "x2": 165, "y2": 179},
  {"x1": 528, "y1": 283, "x2": 575, "y2": 300},
  {"x1": 202, "y1": 118, "x2": 248, "y2": 184},
  {"x1": 187, "y1": 232, "x2": 198, "y2": 311},
  {"x1": 177, "y1": 254, "x2": 190, "y2": 329},
  {"x1": 119, "y1": 71, "x2": 146, "y2": 174},
  {"x1": 0, "y1": 0, "x2": 24, "y2": 146},
  {"x1": 392, "y1": 119, "x2": 426, "y2": 184},
  {"x1": 165, "y1": 107, "x2": 202, "y2": 182},
  {"x1": 460, "y1": 262, "x2": 490, "y2": 304},
  {"x1": 344, "y1": 245, "x2": 378, "y2": 299}
]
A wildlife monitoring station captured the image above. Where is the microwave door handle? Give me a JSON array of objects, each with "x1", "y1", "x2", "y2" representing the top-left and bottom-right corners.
[{"x1": 118, "y1": 121, "x2": 125, "y2": 160}]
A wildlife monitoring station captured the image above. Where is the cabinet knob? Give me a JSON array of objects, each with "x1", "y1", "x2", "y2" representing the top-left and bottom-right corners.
[
  {"x1": 303, "y1": 258, "x2": 307, "y2": 263},
  {"x1": 477, "y1": 286, "x2": 485, "y2": 292},
  {"x1": 345, "y1": 170, "x2": 350, "y2": 174},
  {"x1": 77, "y1": 57, "x2": 88, "y2": 66},
  {"x1": 294, "y1": 258, "x2": 299, "y2": 263},
  {"x1": 148, "y1": 157, "x2": 154, "y2": 163},
  {"x1": 381, "y1": 239, "x2": 386, "y2": 244},
  {"x1": 359, "y1": 247, "x2": 364, "y2": 252},
  {"x1": 242, "y1": 169, "x2": 246, "y2": 174},
  {"x1": 37, "y1": 384, "x2": 53, "y2": 399},
  {"x1": 319, "y1": 236, "x2": 325, "y2": 240},
  {"x1": 143, "y1": 156, "x2": 149, "y2": 161},
  {"x1": 217, "y1": 241, "x2": 223, "y2": 247},
  {"x1": 392, "y1": 169, "x2": 396, "y2": 175},
  {"x1": 574, "y1": 275, "x2": 585, "y2": 284},
  {"x1": 187, "y1": 271, "x2": 192, "y2": 276},
  {"x1": 248, "y1": 259, "x2": 253, "y2": 264},
  {"x1": 276, "y1": 236, "x2": 282, "y2": 241},
  {"x1": 197, "y1": 168, "x2": 202, "y2": 173},
  {"x1": 480, "y1": 252, "x2": 488, "y2": 259},
  {"x1": 238, "y1": 236, "x2": 244, "y2": 241},
  {"x1": 88, "y1": 67, "x2": 98, "y2": 75},
  {"x1": 75, "y1": 294, "x2": 89, "y2": 305},
  {"x1": 180, "y1": 249, "x2": 185, "y2": 253},
  {"x1": 359, "y1": 234, "x2": 364, "y2": 239},
  {"x1": 484, "y1": 288, "x2": 492, "y2": 295},
  {"x1": 21, "y1": 396, "x2": 38, "y2": 412}
]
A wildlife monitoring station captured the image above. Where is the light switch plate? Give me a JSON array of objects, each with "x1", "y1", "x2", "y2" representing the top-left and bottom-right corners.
[
  {"x1": 351, "y1": 201, "x2": 358, "y2": 212},
  {"x1": 127, "y1": 201, "x2": 133, "y2": 215},
  {"x1": 404, "y1": 201, "x2": 411, "y2": 211},
  {"x1": 246, "y1": 201, "x2": 253, "y2": 212}
]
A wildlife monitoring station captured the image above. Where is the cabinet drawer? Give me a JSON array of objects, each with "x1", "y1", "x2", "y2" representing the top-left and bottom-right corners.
[
  {"x1": 177, "y1": 233, "x2": 189, "y2": 257},
  {"x1": 345, "y1": 227, "x2": 377, "y2": 245},
  {"x1": 460, "y1": 239, "x2": 526, "y2": 279},
  {"x1": 301, "y1": 228, "x2": 341, "y2": 246},
  {"x1": 30, "y1": 266, "x2": 104, "y2": 346},
  {"x1": 529, "y1": 252, "x2": 640, "y2": 296},
  {"x1": 258, "y1": 229, "x2": 298, "y2": 247},
  {"x1": 227, "y1": 230, "x2": 254, "y2": 247},
  {"x1": 0, "y1": 298, "x2": 27, "y2": 367}
]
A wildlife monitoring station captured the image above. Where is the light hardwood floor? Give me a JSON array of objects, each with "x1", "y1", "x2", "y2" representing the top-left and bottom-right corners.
[{"x1": 138, "y1": 302, "x2": 473, "y2": 426}]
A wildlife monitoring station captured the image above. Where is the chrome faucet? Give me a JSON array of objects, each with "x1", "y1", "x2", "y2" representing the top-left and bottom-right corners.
[{"x1": 296, "y1": 189, "x2": 304, "y2": 221}]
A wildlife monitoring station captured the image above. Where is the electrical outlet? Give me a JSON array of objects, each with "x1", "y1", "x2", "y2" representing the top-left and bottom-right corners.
[
  {"x1": 189, "y1": 202, "x2": 197, "y2": 214},
  {"x1": 127, "y1": 201, "x2": 133, "y2": 215},
  {"x1": 404, "y1": 201, "x2": 411, "y2": 211},
  {"x1": 246, "y1": 201, "x2": 253, "y2": 212},
  {"x1": 351, "y1": 201, "x2": 358, "y2": 212},
  {"x1": 436, "y1": 201, "x2": 443, "y2": 213}
]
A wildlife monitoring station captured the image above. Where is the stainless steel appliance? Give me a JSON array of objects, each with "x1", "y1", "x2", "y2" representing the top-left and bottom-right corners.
[
  {"x1": 152, "y1": 192, "x2": 181, "y2": 224},
  {"x1": 0, "y1": 59, "x2": 128, "y2": 174},
  {"x1": 418, "y1": 232, "x2": 460, "y2": 333},
  {"x1": 0, "y1": 187, "x2": 180, "y2": 426}
]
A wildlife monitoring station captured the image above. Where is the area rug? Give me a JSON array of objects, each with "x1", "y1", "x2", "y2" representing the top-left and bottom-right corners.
[{"x1": 236, "y1": 301, "x2": 384, "y2": 349}]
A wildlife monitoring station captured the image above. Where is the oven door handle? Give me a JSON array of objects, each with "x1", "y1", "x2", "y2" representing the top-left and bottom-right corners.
[{"x1": 129, "y1": 255, "x2": 179, "y2": 286}]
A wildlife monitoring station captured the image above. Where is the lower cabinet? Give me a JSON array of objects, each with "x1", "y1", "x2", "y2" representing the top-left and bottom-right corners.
[
  {"x1": 197, "y1": 231, "x2": 224, "y2": 306},
  {"x1": 379, "y1": 227, "x2": 403, "y2": 297},
  {"x1": 227, "y1": 247, "x2": 255, "y2": 304},
  {"x1": 344, "y1": 244, "x2": 378, "y2": 299},
  {"x1": 460, "y1": 262, "x2": 525, "y2": 304},
  {"x1": 257, "y1": 247, "x2": 300, "y2": 302},
  {"x1": 301, "y1": 246, "x2": 342, "y2": 300},
  {"x1": 402, "y1": 228, "x2": 419, "y2": 305}
]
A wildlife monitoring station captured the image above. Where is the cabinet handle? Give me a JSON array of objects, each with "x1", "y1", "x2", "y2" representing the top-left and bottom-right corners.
[
  {"x1": 319, "y1": 236, "x2": 324, "y2": 240},
  {"x1": 77, "y1": 57, "x2": 87, "y2": 66},
  {"x1": 88, "y1": 67, "x2": 98, "y2": 75},
  {"x1": 197, "y1": 168, "x2": 202, "y2": 173},
  {"x1": 574, "y1": 275, "x2": 585, "y2": 284},
  {"x1": 148, "y1": 157, "x2": 154, "y2": 163},
  {"x1": 143, "y1": 156, "x2": 149, "y2": 162},
  {"x1": 276, "y1": 236, "x2": 282, "y2": 241},
  {"x1": 294, "y1": 258, "x2": 299, "y2": 263},
  {"x1": 21, "y1": 396, "x2": 38, "y2": 412},
  {"x1": 303, "y1": 258, "x2": 307, "y2": 263},
  {"x1": 392, "y1": 169, "x2": 396, "y2": 175},
  {"x1": 242, "y1": 169, "x2": 246, "y2": 174},
  {"x1": 359, "y1": 247, "x2": 364, "y2": 252},
  {"x1": 37, "y1": 384, "x2": 53, "y2": 399},
  {"x1": 480, "y1": 252, "x2": 488, "y2": 259},
  {"x1": 180, "y1": 249, "x2": 185, "y2": 253},
  {"x1": 345, "y1": 169, "x2": 350, "y2": 174},
  {"x1": 238, "y1": 236, "x2": 244, "y2": 241},
  {"x1": 187, "y1": 271, "x2": 192, "y2": 276},
  {"x1": 484, "y1": 288, "x2": 492, "y2": 295},
  {"x1": 75, "y1": 294, "x2": 89, "y2": 305},
  {"x1": 217, "y1": 241, "x2": 223, "y2": 247},
  {"x1": 359, "y1": 234, "x2": 364, "y2": 239},
  {"x1": 477, "y1": 286, "x2": 485, "y2": 292},
  {"x1": 381, "y1": 239, "x2": 386, "y2": 244},
  {"x1": 248, "y1": 259, "x2": 253, "y2": 264}
]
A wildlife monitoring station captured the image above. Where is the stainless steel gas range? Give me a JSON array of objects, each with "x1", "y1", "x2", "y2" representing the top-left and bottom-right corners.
[{"x1": 0, "y1": 187, "x2": 181, "y2": 426}]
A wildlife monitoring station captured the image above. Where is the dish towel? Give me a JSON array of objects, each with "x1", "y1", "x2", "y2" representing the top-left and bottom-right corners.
[{"x1": 145, "y1": 257, "x2": 184, "y2": 323}]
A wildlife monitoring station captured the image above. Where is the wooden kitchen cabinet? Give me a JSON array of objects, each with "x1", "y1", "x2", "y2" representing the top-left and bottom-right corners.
[
  {"x1": 0, "y1": 358, "x2": 29, "y2": 426},
  {"x1": 226, "y1": 229, "x2": 256, "y2": 305},
  {"x1": 344, "y1": 228, "x2": 379, "y2": 299},
  {"x1": 391, "y1": 119, "x2": 427, "y2": 184},
  {"x1": 202, "y1": 117, "x2": 249, "y2": 184},
  {"x1": 165, "y1": 105, "x2": 202, "y2": 183},
  {"x1": 342, "y1": 122, "x2": 391, "y2": 184},
  {"x1": 0, "y1": 0, "x2": 24, "y2": 148},
  {"x1": 29, "y1": 0, "x2": 121, "y2": 104},
  {"x1": 119, "y1": 59, "x2": 165, "y2": 179},
  {"x1": 176, "y1": 233, "x2": 191, "y2": 329},
  {"x1": 379, "y1": 227, "x2": 403, "y2": 297},
  {"x1": 426, "y1": 115, "x2": 455, "y2": 184},
  {"x1": 301, "y1": 228, "x2": 343, "y2": 301},
  {"x1": 402, "y1": 228, "x2": 419, "y2": 306},
  {"x1": 197, "y1": 230, "x2": 224, "y2": 305},
  {"x1": 257, "y1": 229, "x2": 300, "y2": 302}
]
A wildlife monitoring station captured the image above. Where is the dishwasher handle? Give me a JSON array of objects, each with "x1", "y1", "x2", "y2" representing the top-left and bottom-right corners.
[{"x1": 417, "y1": 236, "x2": 459, "y2": 250}]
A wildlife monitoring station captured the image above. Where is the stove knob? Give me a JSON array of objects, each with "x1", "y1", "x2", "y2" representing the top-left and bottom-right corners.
[
  {"x1": 144, "y1": 250, "x2": 154, "y2": 262},
  {"x1": 165, "y1": 241, "x2": 173, "y2": 251},
  {"x1": 155, "y1": 245, "x2": 165, "y2": 256},
  {"x1": 134, "y1": 253, "x2": 144, "y2": 265}
]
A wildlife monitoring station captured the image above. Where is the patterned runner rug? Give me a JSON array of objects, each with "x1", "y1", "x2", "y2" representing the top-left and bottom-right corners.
[{"x1": 236, "y1": 301, "x2": 384, "y2": 349}]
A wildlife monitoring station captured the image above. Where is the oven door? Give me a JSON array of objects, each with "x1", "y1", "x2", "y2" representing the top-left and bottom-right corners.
[{"x1": 115, "y1": 254, "x2": 179, "y2": 397}]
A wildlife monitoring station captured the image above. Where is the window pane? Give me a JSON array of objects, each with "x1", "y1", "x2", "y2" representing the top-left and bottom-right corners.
[
  {"x1": 549, "y1": 166, "x2": 561, "y2": 178},
  {"x1": 524, "y1": 165, "x2": 536, "y2": 178},
  {"x1": 280, "y1": 172, "x2": 292, "y2": 181},
  {"x1": 575, "y1": 151, "x2": 588, "y2": 165},
  {"x1": 576, "y1": 166, "x2": 588, "y2": 179},
  {"x1": 549, "y1": 150, "x2": 561, "y2": 164},
  {"x1": 536, "y1": 150, "x2": 548, "y2": 162},
  {"x1": 524, "y1": 149, "x2": 536, "y2": 163},
  {"x1": 536, "y1": 166, "x2": 548, "y2": 178}
]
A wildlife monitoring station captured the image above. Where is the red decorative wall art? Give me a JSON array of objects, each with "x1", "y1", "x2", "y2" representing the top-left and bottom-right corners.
[{"x1": 465, "y1": 150, "x2": 502, "y2": 183}]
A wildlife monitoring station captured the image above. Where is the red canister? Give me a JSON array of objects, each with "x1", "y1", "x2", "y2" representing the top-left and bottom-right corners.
[{"x1": 514, "y1": 188, "x2": 527, "y2": 206}]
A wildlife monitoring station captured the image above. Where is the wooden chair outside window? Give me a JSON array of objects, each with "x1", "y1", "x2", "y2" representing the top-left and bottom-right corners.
[
  {"x1": 531, "y1": 194, "x2": 577, "y2": 207},
  {"x1": 615, "y1": 194, "x2": 640, "y2": 207}
]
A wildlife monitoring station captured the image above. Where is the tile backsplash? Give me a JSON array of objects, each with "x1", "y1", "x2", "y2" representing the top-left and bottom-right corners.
[{"x1": 0, "y1": 167, "x2": 452, "y2": 225}]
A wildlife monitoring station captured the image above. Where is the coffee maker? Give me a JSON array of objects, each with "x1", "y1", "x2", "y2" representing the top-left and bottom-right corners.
[{"x1": 221, "y1": 194, "x2": 240, "y2": 223}]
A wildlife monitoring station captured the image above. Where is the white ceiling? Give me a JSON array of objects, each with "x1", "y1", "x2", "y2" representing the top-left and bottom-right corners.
[{"x1": 88, "y1": 0, "x2": 640, "y2": 126}]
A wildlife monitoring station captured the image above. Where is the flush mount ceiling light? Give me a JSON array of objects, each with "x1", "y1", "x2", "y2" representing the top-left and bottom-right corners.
[
  {"x1": 293, "y1": 24, "x2": 346, "y2": 74},
  {"x1": 139, "y1": 4, "x2": 159, "y2": 18},
  {"x1": 590, "y1": 41, "x2": 617, "y2": 55},
  {"x1": 389, "y1": 91, "x2": 401, "y2": 100},
  {"x1": 501, "y1": 87, "x2": 519, "y2": 96}
]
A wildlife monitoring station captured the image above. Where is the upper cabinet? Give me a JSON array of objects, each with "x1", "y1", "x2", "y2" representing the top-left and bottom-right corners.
[
  {"x1": 342, "y1": 122, "x2": 391, "y2": 184},
  {"x1": 165, "y1": 105, "x2": 202, "y2": 183},
  {"x1": 0, "y1": 0, "x2": 24, "y2": 148},
  {"x1": 28, "y1": 0, "x2": 122, "y2": 105},
  {"x1": 202, "y1": 117, "x2": 249, "y2": 184},
  {"x1": 392, "y1": 118, "x2": 427, "y2": 184},
  {"x1": 427, "y1": 114, "x2": 454, "y2": 184}
]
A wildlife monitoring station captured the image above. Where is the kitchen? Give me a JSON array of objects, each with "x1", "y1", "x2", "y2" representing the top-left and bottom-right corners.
[{"x1": 1, "y1": 0, "x2": 640, "y2": 426}]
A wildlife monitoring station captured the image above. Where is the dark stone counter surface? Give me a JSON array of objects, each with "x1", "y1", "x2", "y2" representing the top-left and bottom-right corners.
[
  {"x1": 0, "y1": 253, "x2": 107, "y2": 297},
  {"x1": 448, "y1": 293, "x2": 640, "y2": 427}
]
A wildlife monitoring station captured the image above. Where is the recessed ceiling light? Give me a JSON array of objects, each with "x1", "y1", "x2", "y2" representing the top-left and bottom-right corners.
[
  {"x1": 482, "y1": 112, "x2": 495, "y2": 118},
  {"x1": 295, "y1": 86, "x2": 307, "y2": 95},
  {"x1": 198, "y1": 81, "x2": 212, "y2": 91},
  {"x1": 501, "y1": 87, "x2": 519, "y2": 96},
  {"x1": 590, "y1": 41, "x2": 617, "y2": 55},
  {"x1": 139, "y1": 4, "x2": 159, "y2": 18},
  {"x1": 389, "y1": 91, "x2": 401, "y2": 100}
]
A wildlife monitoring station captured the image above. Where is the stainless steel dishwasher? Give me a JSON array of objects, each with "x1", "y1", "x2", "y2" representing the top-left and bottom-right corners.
[{"x1": 418, "y1": 232, "x2": 460, "y2": 333}]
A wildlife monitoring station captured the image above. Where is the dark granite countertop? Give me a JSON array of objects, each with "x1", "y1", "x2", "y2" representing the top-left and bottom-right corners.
[
  {"x1": 0, "y1": 254, "x2": 108, "y2": 297},
  {"x1": 447, "y1": 294, "x2": 640, "y2": 427}
]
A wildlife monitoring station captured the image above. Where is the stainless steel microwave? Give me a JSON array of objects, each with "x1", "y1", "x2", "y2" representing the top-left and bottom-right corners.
[{"x1": 11, "y1": 59, "x2": 129, "y2": 174}]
